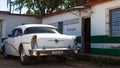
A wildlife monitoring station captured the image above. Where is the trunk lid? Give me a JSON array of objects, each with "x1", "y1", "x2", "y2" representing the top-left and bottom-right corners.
[{"x1": 36, "y1": 33, "x2": 75, "y2": 49}]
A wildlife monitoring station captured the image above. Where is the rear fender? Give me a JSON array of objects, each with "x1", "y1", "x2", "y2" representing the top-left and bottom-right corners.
[{"x1": 19, "y1": 43, "x2": 31, "y2": 56}]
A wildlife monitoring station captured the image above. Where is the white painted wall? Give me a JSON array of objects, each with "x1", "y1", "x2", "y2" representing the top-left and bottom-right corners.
[
  {"x1": 0, "y1": 14, "x2": 40, "y2": 38},
  {"x1": 42, "y1": 11, "x2": 79, "y2": 24},
  {"x1": 63, "y1": 19, "x2": 81, "y2": 36},
  {"x1": 90, "y1": 0, "x2": 120, "y2": 36}
]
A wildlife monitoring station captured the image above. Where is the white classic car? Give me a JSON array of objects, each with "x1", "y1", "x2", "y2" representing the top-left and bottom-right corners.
[{"x1": 2, "y1": 24, "x2": 78, "y2": 65}]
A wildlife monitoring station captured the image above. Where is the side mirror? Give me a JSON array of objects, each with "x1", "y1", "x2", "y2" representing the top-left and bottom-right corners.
[{"x1": 8, "y1": 34, "x2": 12, "y2": 37}]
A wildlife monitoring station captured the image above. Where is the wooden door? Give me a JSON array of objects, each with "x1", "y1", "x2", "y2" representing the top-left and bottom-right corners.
[{"x1": 82, "y1": 18, "x2": 91, "y2": 53}]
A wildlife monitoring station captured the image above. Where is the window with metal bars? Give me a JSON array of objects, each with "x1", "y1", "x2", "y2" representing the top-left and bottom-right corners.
[{"x1": 110, "y1": 8, "x2": 120, "y2": 37}]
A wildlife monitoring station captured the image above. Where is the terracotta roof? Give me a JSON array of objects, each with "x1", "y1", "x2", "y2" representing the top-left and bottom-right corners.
[
  {"x1": 83, "y1": 0, "x2": 113, "y2": 6},
  {"x1": 43, "y1": 0, "x2": 113, "y2": 18}
]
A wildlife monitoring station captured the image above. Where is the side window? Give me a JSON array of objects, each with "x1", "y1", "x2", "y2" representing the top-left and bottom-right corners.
[
  {"x1": 14, "y1": 30, "x2": 18, "y2": 37},
  {"x1": 12, "y1": 28, "x2": 22, "y2": 37},
  {"x1": 17, "y1": 29, "x2": 22, "y2": 36},
  {"x1": 12, "y1": 29, "x2": 17, "y2": 37}
]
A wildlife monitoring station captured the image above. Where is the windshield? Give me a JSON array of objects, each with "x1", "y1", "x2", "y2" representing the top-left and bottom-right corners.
[{"x1": 24, "y1": 27, "x2": 58, "y2": 34}]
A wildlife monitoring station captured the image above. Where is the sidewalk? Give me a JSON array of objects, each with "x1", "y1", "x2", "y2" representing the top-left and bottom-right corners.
[
  {"x1": 87, "y1": 54, "x2": 120, "y2": 60},
  {"x1": 76, "y1": 54, "x2": 120, "y2": 66}
]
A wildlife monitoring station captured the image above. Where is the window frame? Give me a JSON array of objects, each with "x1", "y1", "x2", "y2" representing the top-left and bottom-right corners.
[
  {"x1": 12, "y1": 28, "x2": 23, "y2": 37},
  {"x1": 109, "y1": 8, "x2": 120, "y2": 37}
]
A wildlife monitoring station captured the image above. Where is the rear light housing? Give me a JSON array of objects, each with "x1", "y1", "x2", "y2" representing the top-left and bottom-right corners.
[
  {"x1": 31, "y1": 35, "x2": 38, "y2": 49},
  {"x1": 74, "y1": 38, "x2": 78, "y2": 49},
  {"x1": 74, "y1": 38, "x2": 78, "y2": 54},
  {"x1": 74, "y1": 38, "x2": 77, "y2": 46}
]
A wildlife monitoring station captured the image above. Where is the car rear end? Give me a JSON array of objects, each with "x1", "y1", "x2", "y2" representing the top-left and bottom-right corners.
[{"x1": 28, "y1": 34, "x2": 78, "y2": 57}]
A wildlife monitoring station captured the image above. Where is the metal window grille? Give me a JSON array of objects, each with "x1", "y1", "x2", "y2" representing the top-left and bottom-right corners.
[{"x1": 110, "y1": 8, "x2": 120, "y2": 37}]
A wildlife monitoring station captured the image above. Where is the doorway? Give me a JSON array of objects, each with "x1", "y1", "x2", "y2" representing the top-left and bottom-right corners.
[{"x1": 82, "y1": 17, "x2": 91, "y2": 53}]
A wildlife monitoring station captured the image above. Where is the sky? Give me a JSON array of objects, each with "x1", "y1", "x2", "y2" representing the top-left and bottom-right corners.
[
  {"x1": 0, "y1": 0, "x2": 8, "y2": 11},
  {"x1": 0, "y1": 0, "x2": 27, "y2": 14}
]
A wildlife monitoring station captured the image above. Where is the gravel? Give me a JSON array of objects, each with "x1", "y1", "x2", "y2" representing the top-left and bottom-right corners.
[{"x1": 0, "y1": 55, "x2": 119, "y2": 68}]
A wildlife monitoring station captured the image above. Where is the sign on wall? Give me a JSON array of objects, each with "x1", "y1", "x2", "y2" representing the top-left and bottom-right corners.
[{"x1": 63, "y1": 19, "x2": 81, "y2": 36}]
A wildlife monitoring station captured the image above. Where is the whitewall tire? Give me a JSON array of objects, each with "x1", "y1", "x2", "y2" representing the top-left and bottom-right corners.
[{"x1": 20, "y1": 48, "x2": 30, "y2": 65}]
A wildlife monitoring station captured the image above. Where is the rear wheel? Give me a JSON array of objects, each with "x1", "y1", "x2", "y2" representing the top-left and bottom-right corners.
[
  {"x1": 3, "y1": 46, "x2": 9, "y2": 59},
  {"x1": 20, "y1": 48, "x2": 30, "y2": 65}
]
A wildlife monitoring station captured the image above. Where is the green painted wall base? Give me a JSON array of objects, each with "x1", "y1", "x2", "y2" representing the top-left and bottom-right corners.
[
  {"x1": 91, "y1": 35, "x2": 120, "y2": 43},
  {"x1": 91, "y1": 48, "x2": 120, "y2": 57},
  {"x1": 77, "y1": 35, "x2": 120, "y2": 43},
  {"x1": 77, "y1": 35, "x2": 120, "y2": 56}
]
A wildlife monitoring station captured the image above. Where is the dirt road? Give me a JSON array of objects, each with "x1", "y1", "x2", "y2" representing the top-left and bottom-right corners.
[{"x1": 0, "y1": 55, "x2": 119, "y2": 68}]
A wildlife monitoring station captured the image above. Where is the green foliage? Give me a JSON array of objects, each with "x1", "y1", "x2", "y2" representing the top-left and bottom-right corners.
[{"x1": 7, "y1": 0, "x2": 92, "y2": 16}]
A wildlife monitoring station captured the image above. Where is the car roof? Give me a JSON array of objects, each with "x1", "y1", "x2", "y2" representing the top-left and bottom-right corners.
[{"x1": 15, "y1": 24, "x2": 57, "y2": 31}]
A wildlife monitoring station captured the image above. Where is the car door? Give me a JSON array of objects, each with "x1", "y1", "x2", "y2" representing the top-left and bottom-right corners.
[
  {"x1": 4, "y1": 36, "x2": 14, "y2": 56},
  {"x1": 5, "y1": 29, "x2": 16, "y2": 56},
  {"x1": 10, "y1": 28, "x2": 22, "y2": 56}
]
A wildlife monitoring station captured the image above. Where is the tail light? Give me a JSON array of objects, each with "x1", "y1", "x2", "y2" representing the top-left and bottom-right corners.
[
  {"x1": 74, "y1": 38, "x2": 77, "y2": 45},
  {"x1": 74, "y1": 38, "x2": 78, "y2": 50},
  {"x1": 31, "y1": 35, "x2": 38, "y2": 49},
  {"x1": 74, "y1": 38, "x2": 78, "y2": 53}
]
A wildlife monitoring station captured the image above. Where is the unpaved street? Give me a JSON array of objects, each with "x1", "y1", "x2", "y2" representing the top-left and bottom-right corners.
[{"x1": 0, "y1": 55, "x2": 119, "y2": 68}]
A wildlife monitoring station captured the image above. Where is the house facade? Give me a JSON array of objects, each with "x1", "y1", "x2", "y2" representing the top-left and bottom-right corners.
[
  {"x1": 42, "y1": 0, "x2": 120, "y2": 56},
  {"x1": 0, "y1": 11, "x2": 40, "y2": 40}
]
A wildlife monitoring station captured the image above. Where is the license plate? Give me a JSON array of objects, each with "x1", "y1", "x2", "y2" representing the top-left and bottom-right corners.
[{"x1": 52, "y1": 51, "x2": 63, "y2": 54}]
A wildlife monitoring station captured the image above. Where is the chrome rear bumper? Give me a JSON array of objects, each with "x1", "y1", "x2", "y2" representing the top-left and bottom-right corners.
[{"x1": 28, "y1": 48, "x2": 78, "y2": 56}]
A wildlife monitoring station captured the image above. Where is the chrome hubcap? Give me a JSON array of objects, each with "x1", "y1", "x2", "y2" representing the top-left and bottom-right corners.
[{"x1": 20, "y1": 49, "x2": 25, "y2": 62}]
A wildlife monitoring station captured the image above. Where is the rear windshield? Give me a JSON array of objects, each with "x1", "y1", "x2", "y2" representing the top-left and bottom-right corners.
[{"x1": 24, "y1": 27, "x2": 58, "y2": 34}]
